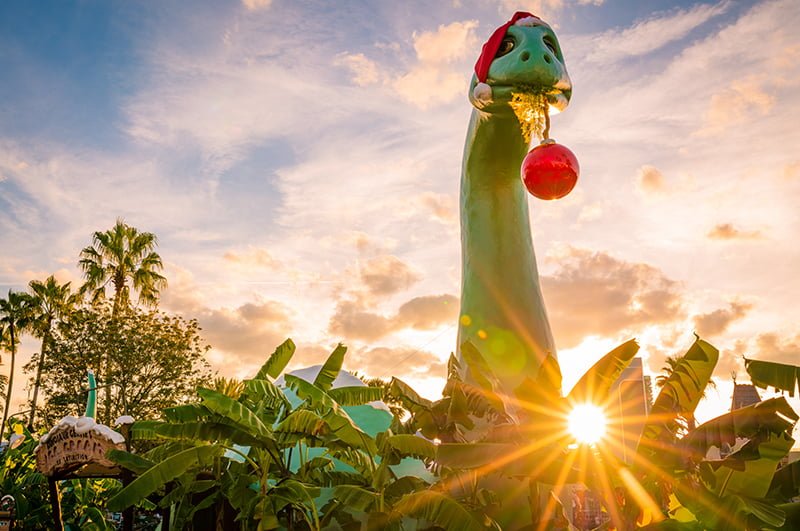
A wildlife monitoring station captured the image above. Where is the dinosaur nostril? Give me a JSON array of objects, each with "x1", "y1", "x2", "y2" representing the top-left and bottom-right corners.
[
  {"x1": 543, "y1": 54, "x2": 552, "y2": 64},
  {"x1": 520, "y1": 51, "x2": 530, "y2": 62}
]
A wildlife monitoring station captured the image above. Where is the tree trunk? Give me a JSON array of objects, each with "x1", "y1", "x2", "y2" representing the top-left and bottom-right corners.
[
  {"x1": 1, "y1": 325, "x2": 17, "y2": 440},
  {"x1": 28, "y1": 322, "x2": 51, "y2": 430},
  {"x1": 106, "y1": 289, "x2": 123, "y2": 425}
]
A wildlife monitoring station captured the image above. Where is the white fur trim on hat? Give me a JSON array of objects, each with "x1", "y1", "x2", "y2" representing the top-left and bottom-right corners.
[
  {"x1": 473, "y1": 82, "x2": 493, "y2": 105},
  {"x1": 514, "y1": 16, "x2": 544, "y2": 27}
]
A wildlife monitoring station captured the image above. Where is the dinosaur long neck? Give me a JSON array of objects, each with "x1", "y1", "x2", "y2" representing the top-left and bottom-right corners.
[{"x1": 457, "y1": 109, "x2": 555, "y2": 395}]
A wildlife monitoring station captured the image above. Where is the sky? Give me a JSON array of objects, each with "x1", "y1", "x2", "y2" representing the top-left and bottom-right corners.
[{"x1": 1, "y1": 0, "x2": 799, "y2": 427}]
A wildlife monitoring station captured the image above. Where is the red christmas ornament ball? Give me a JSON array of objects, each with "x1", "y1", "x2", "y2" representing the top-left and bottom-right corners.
[{"x1": 521, "y1": 139, "x2": 579, "y2": 200}]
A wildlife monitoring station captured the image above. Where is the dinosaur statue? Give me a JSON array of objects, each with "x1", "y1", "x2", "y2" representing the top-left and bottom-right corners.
[{"x1": 457, "y1": 12, "x2": 572, "y2": 400}]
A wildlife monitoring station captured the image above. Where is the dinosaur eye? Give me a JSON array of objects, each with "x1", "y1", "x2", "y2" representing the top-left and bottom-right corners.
[
  {"x1": 496, "y1": 36, "x2": 515, "y2": 58},
  {"x1": 543, "y1": 35, "x2": 558, "y2": 55}
]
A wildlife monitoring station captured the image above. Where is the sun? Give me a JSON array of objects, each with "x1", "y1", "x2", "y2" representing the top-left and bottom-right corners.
[{"x1": 567, "y1": 403, "x2": 607, "y2": 445}]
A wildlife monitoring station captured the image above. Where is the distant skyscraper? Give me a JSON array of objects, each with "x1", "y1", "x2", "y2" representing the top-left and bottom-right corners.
[
  {"x1": 731, "y1": 382, "x2": 761, "y2": 411},
  {"x1": 609, "y1": 357, "x2": 649, "y2": 464}
]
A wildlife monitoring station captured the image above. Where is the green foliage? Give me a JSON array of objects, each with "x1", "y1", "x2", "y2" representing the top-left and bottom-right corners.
[
  {"x1": 31, "y1": 302, "x2": 211, "y2": 427},
  {"x1": 254, "y1": 338, "x2": 296, "y2": 381},
  {"x1": 78, "y1": 218, "x2": 166, "y2": 309},
  {"x1": 745, "y1": 358, "x2": 800, "y2": 396},
  {"x1": 567, "y1": 338, "x2": 639, "y2": 403},
  {"x1": 54, "y1": 333, "x2": 798, "y2": 531}
]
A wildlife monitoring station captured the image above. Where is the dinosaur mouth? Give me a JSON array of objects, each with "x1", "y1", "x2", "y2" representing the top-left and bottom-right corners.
[{"x1": 496, "y1": 80, "x2": 571, "y2": 113}]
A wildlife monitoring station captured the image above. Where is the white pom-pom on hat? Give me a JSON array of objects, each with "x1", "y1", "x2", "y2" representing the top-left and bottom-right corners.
[{"x1": 473, "y1": 82, "x2": 493, "y2": 105}]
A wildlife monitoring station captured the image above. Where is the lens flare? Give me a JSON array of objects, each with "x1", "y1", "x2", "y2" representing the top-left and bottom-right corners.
[{"x1": 568, "y1": 403, "x2": 607, "y2": 445}]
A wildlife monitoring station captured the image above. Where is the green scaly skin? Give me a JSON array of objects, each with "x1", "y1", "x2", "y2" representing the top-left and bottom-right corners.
[{"x1": 457, "y1": 22, "x2": 572, "y2": 401}]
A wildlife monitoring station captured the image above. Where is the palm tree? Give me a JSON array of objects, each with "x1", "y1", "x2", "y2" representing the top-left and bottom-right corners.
[
  {"x1": 0, "y1": 290, "x2": 32, "y2": 439},
  {"x1": 78, "y1": 219, "x2": 167, "y2": 423},
  {"x1": 78, "y1": 219, "x2": 167, "y2": 313},
  {"x1": 26, "y1": 276, "x2": 80, "y2": 430}
]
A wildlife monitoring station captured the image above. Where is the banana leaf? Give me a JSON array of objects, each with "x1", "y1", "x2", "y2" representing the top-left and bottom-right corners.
[
  {"x1": 388, "y1": 377, "x2": 440, "y2": 438},
  {"x1": 107, "y1": 444, "x2": 222, "y2": 511},
  {"x1": 314, "y1": 343, "x2": 347, "y2": 392},
  {"x1": 436, "y1": 442, "x2": 517, "y2": 469},
  {"x1": 380, "y1": 434, "x2": 436, "y2": 461},
  {"x1": 107, "y1": 449, "x2": 156, "y2": 475},
  {"x1": 776, "y1": 502, "x2": 800, "y2": 530},
  {"x1": 285, "y1": 375, "x2": 377, "y2": 455},
  {"x1": 700, "y1": 432, "x2": 794, "y2": 499},
  {"x1": 254, "y1": 338, "x2": 296, "y2": 380},
  {"x1": 327, "y1": 447, "x2": 375, "y2": 478},
  {"x1": 243, "y1": 378, "x2": 290, "y2": 409},
  {"x1": 745, "y1": 358, "x2": 800, "y2": 396},
  {"x1": 129, "y1": 420, "x2": 164, "y2": 441},
  {"x1": 384, "y1": 475, "x2": 430, "y2": 502},
  {"x1": 568, "y1": 339, "x2": 639, "y2": 403},
  {"x1": 770, "y1": 459, "x2": 800, "y2": 500},
  {"x1": 682, "y1": 396, "x2": 798, "y2": 460},
  {"x1": 514, "y1": 351, "x2": 565, "y2": 425},
  {"x1": 638, "y1": 338, "x2": 718, "y2": 464},
  {"x1": 162, "y1": 404, "x2": 212, "y2": 422},
  {"x1": 332, "y1": 485, "x2": 379, "y2": 512},
  {"x1": 459, "y1": 340, "x2": 501, "y2": 393},
  {"x1": 154, "y1": 421, "x2": 265, "y2": 447},
  {"x1": 328, "y1": 385, "x2": 384, "y2": 406},
  {"x1": 435, "y1": 441, "x2": 581, "y2": 484},
  {"x1": 446, "y1": 381, "x2": 474, "y2": 431},
  {"x1": 446, "y1": 353, "x2": 461, "y2": 381},
  {"x1": 82, "y1": 506, "x2": 112, "y2": 530},
  {"x1": 197, "y1": 387, "x2": 273, "y2": 441},
  {"x1": 274, "y1": 409, "x2": 328, "y2": 437},
  {"x1": 392, "y1": 490, "x2": 484, "y2": 531}
]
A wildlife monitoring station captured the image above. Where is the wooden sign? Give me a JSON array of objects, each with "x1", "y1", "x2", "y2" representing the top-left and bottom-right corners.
[{"x1": 35, "y1": 416, "x2": 126, "y2": 477}]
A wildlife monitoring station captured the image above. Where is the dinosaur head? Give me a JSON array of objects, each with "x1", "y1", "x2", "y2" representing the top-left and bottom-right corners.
[{"x1": 469, "y1": 12, "x2": 571, "y2": 114}]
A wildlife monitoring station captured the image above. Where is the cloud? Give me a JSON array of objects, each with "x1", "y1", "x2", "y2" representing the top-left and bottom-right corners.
[
  {"x1": 784, "y1": 161, "x2": 800, "y2": 180},
  {"x1": 159, "y1": 263, "x2": 296, "y2": 374},
  {"x1": 197, "y1": 300, "x2": 293, "y2": 364},
  {"x1": 223, "y1": 247, "x2": 282, "y2": 270},
  {"x1": 396, "y1": 294, "x2": 459, "y2": 329},
  {"x1": 635, "y1": 165, "x2": 665, "y2": 194},
  {"x1": 329, "y1": 294, "x2": 458, "y2": 341},
  {"x1": 347, "y1": 345, "x2": 446, "y2": 379},
  {"x1": 336, "y1": 53, "x2": 381, "y2": 86},
  {"x1": 693, "y1": 301, "x2": 752, "y2": 337},
  {"x1": 495, "y1": 0, "x2": 604, "y2": 19},
  {"x1": 241, "y1": 0, "x2": 271, "y2": 10},
  {"x1": 412, "y1": 20, "x2": 479, "y2": 64},
  {"x1": 393, "y1": 20, "x2": 478, "y2": 108},
  {"x1": 541, "y1": 247, "x2": 685, "y2": 349},
  {"x1": 749, "y1": 333, "x2": 800, "y2": 366},
  {"x1": 572, "y1": 1, "x2": 729, "y2": 64},
  {"x1": 360, "y1": 254, "x2": 422, "y2": 298},
  {"x1": 419, "y1": 192, "x2": 457, "y2": 224},
  {"x1": 697, "y1": 76, "x2": 776, "y2": 136},
  {"x1": 706, "y1": 223, "x2": 764, "y2": 241},
  {"x1": 329, "y1": 300, "x2": 392, "y2": 342}
]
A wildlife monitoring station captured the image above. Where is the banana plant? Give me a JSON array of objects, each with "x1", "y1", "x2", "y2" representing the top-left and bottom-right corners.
[
  {"x1": 107, "y1": 339, "x2": 483, "y2": 530},
  {"x1": 615, "y1": 339, "x2": 800, "y2": 531}
]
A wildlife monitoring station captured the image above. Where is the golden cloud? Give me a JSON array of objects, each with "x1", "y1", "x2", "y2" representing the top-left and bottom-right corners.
[
  {"x1": 346, "y1": 345, "x2": 446, "y2": 379},
  {"x1": 706, "y1": 223, "x2": 764, "y2": 241},
  {"x1": 360, "y1": 255, "x2": 422, "y2": 298},
  {"x1": 692, "y1": 301, "x2": 752, "y2": 337},
  {"x1": 635, "y1": 165, "x2": 665, "y2": 194},
  {"x1": 698, "y1": 77, "x2": 775, "y2": 136},
  {"x1": 541, "y1": 247, "x2": 685, "y2": 349},
  {"x1": 329, "y1": 294, "x2": 458, "y2": 342},
  {"x1": 223, "y1": 247, "x2": 282, "y2": 270}
]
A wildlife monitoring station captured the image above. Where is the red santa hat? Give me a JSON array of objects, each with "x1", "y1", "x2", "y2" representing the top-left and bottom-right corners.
[{"x1": 472, "y1": 11, "x2": 548, "y2": 104}]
